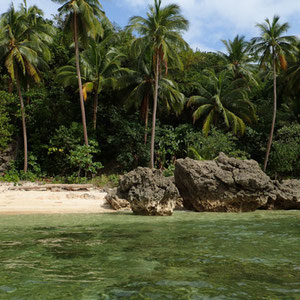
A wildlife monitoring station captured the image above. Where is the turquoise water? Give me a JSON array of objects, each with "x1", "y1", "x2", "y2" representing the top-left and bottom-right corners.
[{"x1": 0, "y1": 211, "x2": 299, "y2": 299}]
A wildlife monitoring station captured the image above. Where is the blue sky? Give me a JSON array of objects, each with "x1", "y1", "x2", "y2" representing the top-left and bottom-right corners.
[{"x1": 1, "y1": 0, "x2": 300, "y2": 52}]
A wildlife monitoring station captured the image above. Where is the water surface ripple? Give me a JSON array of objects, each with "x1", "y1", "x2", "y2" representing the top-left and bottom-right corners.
[{"x1": 0, "y1": 211, "x2": 299, "y2": 299}]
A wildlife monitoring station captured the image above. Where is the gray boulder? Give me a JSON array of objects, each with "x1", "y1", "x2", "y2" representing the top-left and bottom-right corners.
[
  {"x1": 118, "y1": 167, "x2": 180, "y2": 216},
  {"x1": 174, "y1": 153, "x2": 277, "y2": 212}
]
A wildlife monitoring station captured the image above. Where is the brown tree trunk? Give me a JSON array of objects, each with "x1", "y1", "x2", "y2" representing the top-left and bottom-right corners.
[
  {"x1": 26, "y1": 82, "x2": 30, "y2": 104},
  {"x1": 93, "y1": 90, "x2": 98, "y2": 130},
  {"x1": 263, "y1": 50, "x2": 277, "y2": 172},
  {"x1": 16, "y1": 74, "x2": 28, "y2": 173},
  {"x1": 150, "y1": 52, "x2": 159, "y2": 169},
  {"x1": 144, "y1": 95, "x2": 149, "y2": 145},
  {"x1": 74, "y1": 12, "x2": 89, "y2": 146}
]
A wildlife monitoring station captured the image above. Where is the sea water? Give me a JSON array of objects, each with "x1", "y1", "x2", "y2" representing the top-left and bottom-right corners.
[{"x1": 0, "y1": 211, "x2": 299, "y2": 299}]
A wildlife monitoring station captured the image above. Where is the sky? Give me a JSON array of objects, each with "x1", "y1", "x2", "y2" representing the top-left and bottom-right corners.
[{"x1": 1, "y1": 0, "x2": 300, "y2": 52}]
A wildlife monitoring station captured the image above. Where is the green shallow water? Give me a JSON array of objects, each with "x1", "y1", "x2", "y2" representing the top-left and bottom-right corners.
[{"x1": 0, "y1": 211, "x2": 299, "y2": 300}]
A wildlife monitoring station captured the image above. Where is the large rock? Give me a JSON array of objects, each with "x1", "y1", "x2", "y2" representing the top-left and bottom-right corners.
[
  {"x1": 175, "y1": 153, "x2": 278, "y2": 212},
  {"x1": 117, "y1": 167, "x2": 180, "y2": 216},
  {"x1": 105, "y1": 188, "x2": 131, "y2": 210}
]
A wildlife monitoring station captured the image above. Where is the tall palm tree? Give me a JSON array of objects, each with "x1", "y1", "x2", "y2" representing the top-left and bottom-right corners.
[
  {"x1": 52, "y1": 0, "x2": 106, "y2": 146},
  {"x1": 251, "y1": 15, "x2": 297, "y2": 172},
  {"x1": 128, "y1": 0, "x2": 189, "y2": 168},
  {"x1": 188, "y1": 69, "x2": 257, "y2": 136},
  {"x1": 0, "y1": 5, "x2": 50, "y2": 172},
  {"x1": 219, "y1": 35, "x2": 257, "y2": 85},
  {"x1": 122, "y1": 59, "x2": 185, "y2": 144}
]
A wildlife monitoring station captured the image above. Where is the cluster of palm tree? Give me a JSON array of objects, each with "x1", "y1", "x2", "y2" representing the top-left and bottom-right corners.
[
  {"x1": 0, "y1": 1, "x2": 54, "y2": 172},
  {"x1": 0, "y1": 0, "x2": 299, "y2": 173},
  {"x1": 188, "y1": 17, "x2": 298, "y2": 171}
]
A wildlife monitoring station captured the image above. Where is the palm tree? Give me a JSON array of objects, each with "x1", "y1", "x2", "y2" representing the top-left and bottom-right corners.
[
  {"x1": 219, "y1": 35, "x2": 257, "y2": 85},
  {"x1": 21, "y1": 1, "x2": 55, "y2": 103},
  {"x1": 122, "y1": 59, "x2": 185, "y2": 144},
  {"x1": 57, "y1": 37, "x2": 123, "y2": 129},
  {"x1": 122, "y1": 60, "x2": 153, "y2": 144},
  {"x1": 21, "y1": 1, "x2": 54, "y2": 62},
  {"x1": 52, "y1": 0, "x2": 106, "y2": 146},
  {"x1": 251, "y1": 15, "x2": 297, "y2": 172},
  {"x1": 188, "y1": 69, "x2": 257, "y2": 136},
  {"x1": 0, "y1": 5, "x2": 50, "y2": 172},
  {"x1": 128, "y1": 0, "x2": 189, "y2": 168}
]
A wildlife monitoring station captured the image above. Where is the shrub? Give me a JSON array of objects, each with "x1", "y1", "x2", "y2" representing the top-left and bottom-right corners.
[
  {"x1": 100, "y1": 106, "x2": 150, "y2": 170},
  {"x1": 269, "y1": 123, "x2": 300, "y2": 178},
  {"x1": 67, "y1": 140, "x2": 103, "y2": 178},
  {"x1": 0, "y1": 91, "x2": 14, "y2": 150},
  {"x1": 186, "y1": 127, "x2": 249, "y2": 160}
]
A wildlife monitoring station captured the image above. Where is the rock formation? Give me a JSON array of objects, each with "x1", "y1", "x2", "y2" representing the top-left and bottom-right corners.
[
  {"x1": 105, "y1": 188, "x2": 131, "y2": 210},
  {"x1": 111, "y1": 167, "x2": 180, "y2": 216},
  {"x1": 174, "y1": 153, "x2": 299, "y2": 212}
]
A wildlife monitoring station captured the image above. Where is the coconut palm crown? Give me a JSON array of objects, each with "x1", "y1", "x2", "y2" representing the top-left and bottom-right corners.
[
  {"x1": 188, "y1": 69, "x2": 257, "y2": 137},
  {"x1": 219, "y1": 35, "x2": 257, "y2": 85}
]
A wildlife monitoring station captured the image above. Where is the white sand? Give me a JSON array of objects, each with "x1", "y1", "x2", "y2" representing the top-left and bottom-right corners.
[{"x1": 0, "y1": 182, "x2": 114, "y2": 214}]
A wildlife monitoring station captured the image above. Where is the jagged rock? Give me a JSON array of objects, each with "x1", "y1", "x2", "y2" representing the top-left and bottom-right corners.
[
  {"x1": 117, "y1": 167, "x2": 180, "y2": 216},
  {"x1": 105, "y1": 188, "x2": 131, "y2": 210},
  {"x1": 175, "y1": 153, "x2": 278, "y2": 212},
  {"x1": 266, "y1": 180, "x2": 300, "y2": 210}
]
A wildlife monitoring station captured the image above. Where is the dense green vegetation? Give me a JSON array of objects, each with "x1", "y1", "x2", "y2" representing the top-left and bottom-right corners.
[{"x1": 0, "y1": 0, "x2": 299, "y2": 180}]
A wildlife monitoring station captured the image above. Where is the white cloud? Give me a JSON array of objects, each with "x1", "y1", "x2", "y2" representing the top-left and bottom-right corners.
[
  {"x1": 1, "y1": 0, "x2": 299, "y2": 51},
  {"x1": 189, "y1": 42, "x2": 218, "y2": 53},
  {"x1": 123, "y1": 0, "x2": 300, "y2": 50}
]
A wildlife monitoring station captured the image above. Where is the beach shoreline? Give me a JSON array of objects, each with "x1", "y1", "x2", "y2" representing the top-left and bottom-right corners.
[{"x1": 0, "y1": 182, "x2": 116, "y2": 215}]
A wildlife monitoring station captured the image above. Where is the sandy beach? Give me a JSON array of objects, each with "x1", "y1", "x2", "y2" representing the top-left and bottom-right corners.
[{"x1": 0, "y1": 182, "x2": 114, "y2": 214}]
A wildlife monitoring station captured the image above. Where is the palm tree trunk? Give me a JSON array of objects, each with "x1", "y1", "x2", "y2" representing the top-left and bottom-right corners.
[
  {"x1": 263, "y1": 51, "x2": 277, "y2": 172},
  {"x1": 26, "y1": 82, "x2": 30, "y2": 105},
  {"x1": 15, "y1": 74, "x2": 28, "y2": 173},
  {"x1": 74, "y1": 12, "x2": 89, "y2": 146},
  {"x1": 93, "y1": 91, "x2": 98, "y2": 130},
  {"x1": 144, "y1": 95, "x2": 149, "y2": 145},
  {"x1": 150, "y1": 53, "x2": 159, "y2": 169}
]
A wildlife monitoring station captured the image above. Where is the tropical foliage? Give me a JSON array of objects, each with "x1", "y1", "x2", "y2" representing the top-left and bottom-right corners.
[
  {"x1": 0, "y1": 1, "x2": 299, "y2": 180},
  {"x1": 188, "y1": 70, "x2": 257, "y2": 136},
  {"x1": 0, "y1": 3, "x2": 52, "y2": 172},
  {"x1": 53, "y1": 0, "x2": 106, "y2": 146}
]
